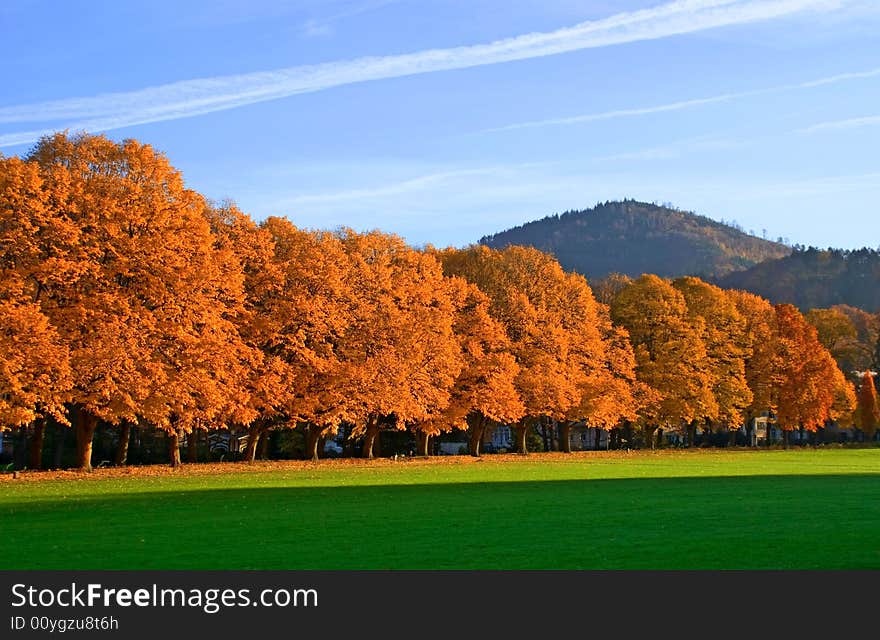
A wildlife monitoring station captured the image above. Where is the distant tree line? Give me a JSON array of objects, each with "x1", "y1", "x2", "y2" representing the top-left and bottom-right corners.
[
  {"x1": 1, "y1": 134, "x2": 877, "y2": 472},
  {"x1": 718, "y1": 247, "x2": 880, "y2": 312}
]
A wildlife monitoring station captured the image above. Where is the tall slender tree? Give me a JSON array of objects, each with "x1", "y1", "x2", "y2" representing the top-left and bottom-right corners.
[
  {"x1": 873, "y1": 333, "x2": 880, "y2": 374},
  {"x1": 773, "y1": 304, "x2": 855, "y2": 446},
  {"x1": 727, "y1": 290, "x2": 780, "y2": 441},
  {"x1": 854, "y1": 372, "x2": 879, "y2": 440}
]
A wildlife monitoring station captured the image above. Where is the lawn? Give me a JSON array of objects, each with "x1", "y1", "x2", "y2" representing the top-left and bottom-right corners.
[{"x1": 1, "y1": 448, "x2": 878, "y2": 569}]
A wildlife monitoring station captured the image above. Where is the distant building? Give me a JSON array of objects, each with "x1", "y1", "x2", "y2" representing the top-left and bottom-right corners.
[{"x1": 487, "y1": 425, "x2": 512, "y2": 451}]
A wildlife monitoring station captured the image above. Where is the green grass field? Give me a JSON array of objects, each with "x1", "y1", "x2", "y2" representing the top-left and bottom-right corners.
[{"x1": 2, "y1": 448, "x2": 878, "y2": 569}]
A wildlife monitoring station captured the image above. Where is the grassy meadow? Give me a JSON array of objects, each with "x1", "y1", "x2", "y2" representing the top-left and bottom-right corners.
[{"x1": 1, "y1": 448, "x2": 878, "y2": 569}]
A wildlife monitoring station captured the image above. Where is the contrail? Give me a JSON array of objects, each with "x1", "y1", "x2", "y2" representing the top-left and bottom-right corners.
[
  {"x1": 482, "y1": 67, "x2": 880, "y2": 133},
  {"x1": 0, "y1": 0, "x2": 843, "y2": 148},
  {"x1": 799, "y1": 114, "x2": 880, "y2": 134}
]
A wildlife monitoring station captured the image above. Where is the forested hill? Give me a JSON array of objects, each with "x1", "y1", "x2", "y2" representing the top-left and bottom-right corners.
[
  {"x1": 717, "y1": 247, "x2": 880, "y2": 313},
  {"x1": 479, "y1": 200, "x2": 791, "y2": 280}
]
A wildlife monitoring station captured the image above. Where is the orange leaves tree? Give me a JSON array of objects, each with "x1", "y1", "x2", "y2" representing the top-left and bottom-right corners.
[
  {"x1": 14, "y1": 133, "x2": 255, "y2": 469},
  {"x1": 772, "y1": 304, "x2": 855, "y2": 445},
  {"x1": 727, "y1": 290, "x2": 780, "y2": 432},
  {"x1": 0, "y1": 300, "x2": 72, "y2": 469},
  {"x1": 673, "y1": 277, "x2": 753, "y2": 443},
  {"x1": 138, "y1": 204, "x2": 256, "y2": 468},
  {"x1": 566, "y1": 304, "x2": 656, "y2": 450},
  {"x1": 2, "y1": 138, "x2": 152, "y2": 470},
  {"x1": 415, "y1": 276, "x2": 524, "y2": 457},
  {"x1": 611, "y1": 274, "x2": 716, "y2": 446},
  {"x1": 334, "y1": 231, "x2": 463, "y2": 459},
  {"x1": 442, "y1": 245, "x2": 609, "y2": 454},
  {"x1": 253, "y1": 217, "x2": 355, "y2": 462},
  {"x1": 203, "y1": 203, "x2": 285, "y2": 462},
  {"x1": 1, "y1": 158, "x2": 73, "y2": 455},
  {"x1": 854, "y1": 371, "x2": 879, "y2": 440},
  {"x1": 805, "y1": 307, "x2": 864, "y2": 378}
]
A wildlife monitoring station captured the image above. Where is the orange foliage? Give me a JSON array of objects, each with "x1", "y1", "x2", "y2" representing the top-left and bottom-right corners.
[
  {"x1": 673, "y1": 277, "x2": 752, "y2": 427},
  {"x1": 0, "y1": 300, "x2": 71, "y2": 428},
  {"x1": 854, "y1": 372, "x2": 879, "y2": 438},
  {"x1": 611, "y1": 274, "x2": 716, "y2": 429},
  {"x1": 773, "y1": 304, "x2": 855, "y2": 432},
  {"x1": 416, "y1": 277, "x2": 524, "y2": 438},
  {"x1": 335, "y1": 231, "x2": 462, "y2": 457},
  {"x1": 0, "y1": 132, "x2": 865, "y2": 468}
]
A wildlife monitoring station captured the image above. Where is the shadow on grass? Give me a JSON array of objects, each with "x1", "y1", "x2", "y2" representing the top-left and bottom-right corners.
[{"x1": 3, "y1": 474, "x2": 879, "y2": 570}]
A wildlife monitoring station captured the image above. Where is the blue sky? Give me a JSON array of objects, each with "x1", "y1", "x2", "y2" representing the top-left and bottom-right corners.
[{"x1": 2, "y1": 0, "x2": 879, "y2": 248}]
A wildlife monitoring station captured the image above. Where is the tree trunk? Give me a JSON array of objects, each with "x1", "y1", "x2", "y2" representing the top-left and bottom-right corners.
[
  {"x1": 655, "y1": 427, "x2": 664, "y2": 449},
  {"x1": 467, "y1": 415, "x2": 485, "y2": 457},
  {"x1": 415, "y1": 431, "x2": 430, "y2": 457},
  {"x1": 29, "y1": 421, "x2": 46, "y2": 470},
  {"x1": 728, "y1": 428, "x2": 737, "y2": 447},
  {"x1": 559, "y1": 422, "x2": 572, "y2": 453},
  {"x1": 702, "y1": 420, "x2": 713, "y2": 448},
  {"x1": 596, "y1": 427, "x2": 604, "y2": 451},
  {"x1": 167, "y1": 430, "x2": 181, "y2": 468},
  {"x1": 115, "y1": 421, "x2": 131, "y2": 466},
  {"x1": 745, "y1": 411, "x2": 754, "y2": 448},
  {"x1": 53, "y1": 423, "x2": 65, "y2": 469},
  {"x1": 187, "y1": 430, "x2": 199, "y2": 463},
  {"x1": 621, "y1": 421, "x2": 632, "y2": 448},
  {"x1": 514, "y1": 423, "x2": 529, "y2": 455},
  {"x1": 305, "y1": 424, "x2": 323, "y2": 462},
  {"x1": 782, "y1": 429, "x2": 790, "y2": 449},
  {"x1": 609, "y1": 427, "x2": 618, "y2": 450},
  {"x1": 687, "y1": 421, "x2": 697, "y2": 449},
  {"x1": 540, "y1": 421, "x2": 550, "y2": 453},
  {"x1": 362, "y1": 417, "x2": 380, "y2": 459},
  {"x1": 13, "y1": 428, "x2": 28, "y2": 470},
  {"x1": 243, "y1": 424, "x2": 263, "y2": 463},
  {"x1": 644, "y1": 425, "x2": 656, "y2": 450},
  {"x1": 75, "y1": 408, "x2": 98, "y2": 472},
  {"x1": 259, "y1": 430, "x2": 270, "y2": 459}
]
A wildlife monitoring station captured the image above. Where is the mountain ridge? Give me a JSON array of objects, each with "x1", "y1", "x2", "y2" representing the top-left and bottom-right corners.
[{"x1": 479, "y1": 199, "x2": 791, "y2": 281}]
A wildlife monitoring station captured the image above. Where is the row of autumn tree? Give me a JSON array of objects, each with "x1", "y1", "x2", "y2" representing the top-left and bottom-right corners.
[{"x1": 1, "y1": 133, "x2": 875, "y2": 472}]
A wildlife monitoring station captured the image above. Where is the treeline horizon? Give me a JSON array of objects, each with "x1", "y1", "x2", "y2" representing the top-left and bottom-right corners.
[{"x1": 2, "y1": 133, "x2": 880, "y2": 473}]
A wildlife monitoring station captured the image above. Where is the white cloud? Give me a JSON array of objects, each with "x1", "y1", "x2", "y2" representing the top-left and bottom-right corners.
[
  {"x1": 0, "y1": 0, "x2": 845, "y2": 148},
  {"x1": 595, "y1": 135, "x2": 748, "y2": 161},
  {"x1": 300, "y1": 1, "x2": 402, "y2": 38},
  {"x1": 722, "y1": 171, "x2": 880, "y2": 199},
  {"x1": 483, "y1": 95, "x2": 741, "y2": 133},
  {"x1": 798, "y1": 114, "x2": 880, "y2": 134},
  {"x1": 302, "y1": 19, "x2": 334, "y2": 38}
]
